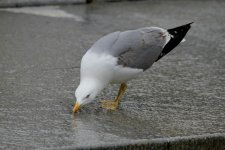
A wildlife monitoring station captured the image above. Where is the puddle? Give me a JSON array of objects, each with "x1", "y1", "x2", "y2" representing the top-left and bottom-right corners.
[{"x1": 0, "y1": 6, "x2": 84, "y2": 22}]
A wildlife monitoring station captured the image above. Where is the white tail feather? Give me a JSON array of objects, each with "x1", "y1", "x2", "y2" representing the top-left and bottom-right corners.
[{"x1": 181, "y1": 38, "x2": 186, "y2": 43}]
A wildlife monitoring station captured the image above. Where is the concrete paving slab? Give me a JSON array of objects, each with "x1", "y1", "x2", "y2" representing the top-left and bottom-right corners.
[
  {"x1": 0, "y1": 0, "x2": 86, "y2": 8},
  {"x1": 0, "y1": 0, "x2": 225, "y2": 149}
]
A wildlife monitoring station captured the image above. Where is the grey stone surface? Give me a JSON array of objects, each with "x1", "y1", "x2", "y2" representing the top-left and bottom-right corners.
[
  {"x1": 62, "y1": 133, "x2": 225, "y2": 150},
  {"x1": 0, "y1": 0, "x2": 225, "y2": 149},
  {"x1": 0, "y1": 0, "x2": 85, "y2": 8}
]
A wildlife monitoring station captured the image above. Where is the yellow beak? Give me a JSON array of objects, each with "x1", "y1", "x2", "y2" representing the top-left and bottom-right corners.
[{"x1": 73, "y1": 102, "x2": 80, "y2": 113}]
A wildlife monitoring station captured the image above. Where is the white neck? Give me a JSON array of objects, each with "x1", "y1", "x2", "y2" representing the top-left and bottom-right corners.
[{"x1": 80, "y1": 77, "x2": 108, "y2": 95}]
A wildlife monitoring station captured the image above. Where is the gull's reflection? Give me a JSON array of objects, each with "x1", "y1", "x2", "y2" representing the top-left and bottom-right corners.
[{"x1": 71, "y1": 101, "x2": 163, "y2": 142}]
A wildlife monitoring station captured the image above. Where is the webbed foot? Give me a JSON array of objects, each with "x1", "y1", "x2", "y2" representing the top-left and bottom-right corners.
[{"x1": 100, "y1": 100, "x2": 119, "y2": 110}]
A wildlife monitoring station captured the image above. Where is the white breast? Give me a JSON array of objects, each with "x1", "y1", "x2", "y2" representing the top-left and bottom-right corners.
[{"x1": 80, "y1": 50, "x2": 143, "y2": 84}]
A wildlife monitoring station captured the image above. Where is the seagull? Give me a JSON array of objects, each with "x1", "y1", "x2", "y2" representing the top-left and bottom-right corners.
[{"x1": 73, "y1": 22, "x2": 193, "y2": 113}]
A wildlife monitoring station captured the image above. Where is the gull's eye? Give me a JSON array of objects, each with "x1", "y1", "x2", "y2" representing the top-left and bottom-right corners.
[{"x1": 85, "y1": 94, "x2": 90, "y2": 98}]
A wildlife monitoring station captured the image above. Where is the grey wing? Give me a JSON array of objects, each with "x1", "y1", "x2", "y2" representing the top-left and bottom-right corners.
[
  {"x1": 90, "y1": 31, "x2": 121, "y2": 54},
  {"x1": 111, "y1": 27, "x2": 168, "y2": 70},
  {"x1": 117, "y1": 45, "x2": 162, "y2": 70}
]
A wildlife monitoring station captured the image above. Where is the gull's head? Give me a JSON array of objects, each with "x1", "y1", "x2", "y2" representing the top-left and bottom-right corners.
[{"x1": 73, "y1": 78, "x2": 106, "y2": 113}]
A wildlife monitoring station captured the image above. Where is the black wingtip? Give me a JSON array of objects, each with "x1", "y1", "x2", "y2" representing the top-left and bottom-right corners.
[
  {"x1": 182, "y1": 22, "x2": 194, "y2": 26},
  {"x1": 188, "y1": 22, "x2": 194, "y2": 25},
  {"x1": 183, "y1": 22, "x2": 194, "y2": 28},
  {"x1": 167, "y1": 22, "x2": 193, "y2": 33},
  {"x1": 155, "y1": 22, "x2": 193, "y2": 62}
]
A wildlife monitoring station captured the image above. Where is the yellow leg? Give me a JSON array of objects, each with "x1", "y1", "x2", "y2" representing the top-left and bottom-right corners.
[{"x1": 100, "y1": 83, "x2": 127, "y2": 110}]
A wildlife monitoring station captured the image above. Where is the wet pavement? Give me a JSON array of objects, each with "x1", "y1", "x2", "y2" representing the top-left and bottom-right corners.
[{"x1": 0, "y1": 0, "x2": 225, "y2": 149}]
